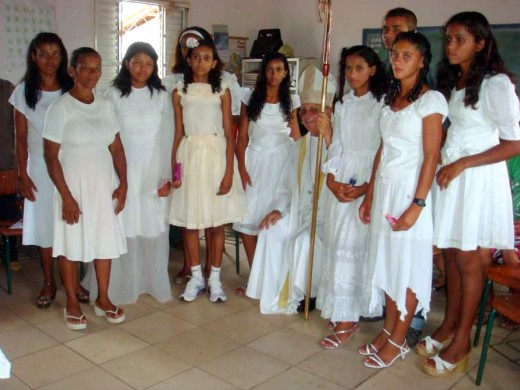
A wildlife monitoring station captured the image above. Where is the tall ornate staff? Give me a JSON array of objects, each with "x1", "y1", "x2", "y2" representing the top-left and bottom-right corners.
[{"x1": 304, "y1": 0, "x2": 332, "y2": 320}]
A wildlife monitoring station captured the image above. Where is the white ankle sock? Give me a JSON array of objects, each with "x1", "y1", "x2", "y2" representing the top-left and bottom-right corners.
[
  {"x1": 191, "y1": 265, "x2": 203, "y2": 280},
  {"x1": 209, "y1": 266, "x2": 221, "y2": 281}
]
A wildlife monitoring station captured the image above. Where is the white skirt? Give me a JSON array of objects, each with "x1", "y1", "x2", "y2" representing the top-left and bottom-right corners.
[
  {"x1": 433, "y1": 161, "x2": 514, "y2": 250},
  {"x1": 169, "y1": 134, "x2": 246, "y2": 229},
  {"x1": 22, "y1": 156, "x2": 54, "y2": 247},
  {"x1": 233, "y1": 140, "x2": 292, "y2": 235},
  {"x1": 367, "y1": 179, "x2": 433, "y2": 321}
]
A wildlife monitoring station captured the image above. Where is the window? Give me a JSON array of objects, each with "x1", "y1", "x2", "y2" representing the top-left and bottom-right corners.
[{"x1": 95, "y1": 0, "x2": 187, "y2": 91}]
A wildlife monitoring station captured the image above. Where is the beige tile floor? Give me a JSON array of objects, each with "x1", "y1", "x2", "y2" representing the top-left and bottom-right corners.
[{"x1": 0, "y1": 243, "x2": 519, "y2": 389}]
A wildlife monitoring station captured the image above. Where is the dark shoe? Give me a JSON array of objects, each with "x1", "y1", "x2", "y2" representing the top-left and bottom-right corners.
[
  {"x1": 360, "y1": 306, "x2": 386, "y2": 322},
  {"x1": 76, "y1": 289, "x2": 90, "y2": 304},
  {"x1": 405, "y1": 326, "x2": 423, "y2": 348},
  {"x1": 297, "y1": 297, "x2": 316, "y2": 313},
  {"x1": 36, "y1": 282, "x2": 57, "y2": 309}
]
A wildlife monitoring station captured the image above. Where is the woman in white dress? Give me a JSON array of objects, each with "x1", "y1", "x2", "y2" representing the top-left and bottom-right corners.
[
  {"x1": 43, "y1": 47, "x2": 127, "y2": 330},
  {"x1": 9, "y1": 32, "x2": 89, "y2": 308},
  {"x1": 83, "y1": 42, "x2": 173, "y2": 304},
  {"x1": 317, "y1": 46, "x2": 387, "y2": 349},
  {"x1": 164, "y1": 26, "x2": 242, "y2": 283},
  {"x1": 421, "y1": 12, "x2": 520, "y2": 376},
  {"x1": 358, "y1": 32, "x2": 447, "y2": 368},
  {"x1": 234, "y1": 52, "x2": 300, "y2": 294}
]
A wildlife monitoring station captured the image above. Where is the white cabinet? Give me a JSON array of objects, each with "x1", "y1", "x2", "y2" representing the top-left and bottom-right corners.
[{"x1": 241, "y1": 57, "x2": 319, "y2": 94}]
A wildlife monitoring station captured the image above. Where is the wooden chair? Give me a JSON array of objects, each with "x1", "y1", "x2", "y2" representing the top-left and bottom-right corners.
[
  {"x1": 474, "y1": 265, "x2": 520, "y2": 385},
  {"x1": 0, "y1": 169, "x2": 22, "y2": 295}
]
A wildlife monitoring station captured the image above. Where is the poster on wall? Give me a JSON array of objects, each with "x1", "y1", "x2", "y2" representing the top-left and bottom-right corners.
[
  {"x1": 0, "y1": 0, "x2": 56, "y2": 82},
  {"x1": 213, "y1": 24, "x2": 230, "y2": 63}
]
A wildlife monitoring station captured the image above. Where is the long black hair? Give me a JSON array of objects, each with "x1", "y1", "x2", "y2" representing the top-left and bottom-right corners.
[
  {"x1": 172, "y1": 26, "x2": 212, "y2": 74},
  {"x1": 22, "y1": 32, "x2": 73, "y2": 109},
  {"x1": 436, "y1": 11, "x2": 514, "y2": 108},
  {"x1": 337, "y1": 45, "x2": 388, "y2": 103},
  {"x1": 182, "y1": 39, "x2": 223, "y2": 94},
  {"x1": 385, "y1": 31, "x2": 431, "y2": 106},
  {"x1": 112, "y1": 42, "x2": 165, "y2": 97},
  {"x1": 247, "y1": 52, "x2": 292, "y2": 122}
]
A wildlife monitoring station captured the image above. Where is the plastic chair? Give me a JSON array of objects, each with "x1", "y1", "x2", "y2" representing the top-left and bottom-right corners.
[{"x1": 474, "y1": 265, "x2": 520, "y2": 385}]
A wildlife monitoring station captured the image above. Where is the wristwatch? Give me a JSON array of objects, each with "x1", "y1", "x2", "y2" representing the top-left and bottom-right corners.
[{"x1": 413, "y1": 198, "x2": 426, "y2": 207}]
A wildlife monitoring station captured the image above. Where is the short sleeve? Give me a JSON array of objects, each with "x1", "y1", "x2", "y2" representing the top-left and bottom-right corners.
[
  {"x1": 322, "y1": 100, "x2": 343, "y2": 175},
  {"x1": 8, "y1": 83, "x2": 28, "y2": 116},
  {"x1": 291, "y1": 94, "x2": 301, "y2": 110},
  {"x1": 173, "y1": 79, "x2": 185, "y2": 96},
  {"x1": 241, "y1": 88, "x2": 252, "y2": 106},
  {"x1": 105, "y1": 98, "x2": 120, "y2": 136},
  {"x1": 417, "y1": 91, "x2": 448, "y2": 122},
  {"x1": 218, "y1": 78, "x2": 231, "y2": 96},
  {"x1": 482, "y1": 74, "x2": 520, "y2": 141},
  {"x1": 42, "y1": 99, "x2": 66, "y2": 144},
  {"x1": 222, "y1": 71, "x2": 241, "y2": 115}
]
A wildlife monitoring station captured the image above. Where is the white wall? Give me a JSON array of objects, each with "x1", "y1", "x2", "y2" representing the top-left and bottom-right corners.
[{"x1": 5, "y1": 0, "x2": 519, "y2": 84}]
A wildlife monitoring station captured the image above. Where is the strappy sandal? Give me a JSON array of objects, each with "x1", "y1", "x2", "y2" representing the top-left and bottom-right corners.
[
  {"x1": 64, "y1": 309, "x2": 87, "y2": 330},
  {"x1": 422, "y1": 353, "x2": 469, "y2": 376},
  {"x1": 327, "y1": 321, "x2": 337, "y2": 330},
  {"x1": 415, "y1": 336, "x2": 452, "y2": 357},
  {"x1": 94, "y1": 304, "x2": 125, "y2": 324},
  {"x1": 358, "y1": 328, "x2": 391, "y2": 356},
  {"x1": 363, "y1": 338, "x2": 410, "y2": 369},
  {"x1": 36, "y1": 282, "x2": 57, "y2": 309},
  {"x1": 320, "y1": 324, "x2": 359, "y2": 350},
  {"x1": 234, "y1": 282, "x2": 248, "y2": 297},
  {"x1": 76, "y1": 289, "x2": 90, "y2": 304}
]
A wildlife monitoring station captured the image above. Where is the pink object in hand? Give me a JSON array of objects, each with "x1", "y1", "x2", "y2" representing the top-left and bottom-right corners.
[
  {"x1": 384, "y1": 214, "x2": 397, "y2": 225},
  {"x1": 174, "y1": 163, "x2": 182, "y2": 181}
]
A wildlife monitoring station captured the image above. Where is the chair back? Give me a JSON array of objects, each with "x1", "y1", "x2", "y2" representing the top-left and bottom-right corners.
[{"x1": 0, "y1": 169, "x2": 18, "y2": 195}]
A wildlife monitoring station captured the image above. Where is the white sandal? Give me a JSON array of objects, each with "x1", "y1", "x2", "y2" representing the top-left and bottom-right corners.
[
  {"x1": 363, "y1": 338, "x2": 410, "y2": 369},
  {"x1": 321, "y1": 324, "x2": 359, "y2": 350},
  {"x1": 422, "y1": 353, "x2": 469, "y2": 376},
  {"x1": 415, "y1": 336, "x2": 451, "y2": 357},
  {"x1": 94, "y1": 304, "x2": 125, "y2": 324},
  {"x1": 358, "y1": 328, "x2": 390, "y2": 356},
  {"x1": 64, "y1": 309, "x2": 87, "y2": 330}
]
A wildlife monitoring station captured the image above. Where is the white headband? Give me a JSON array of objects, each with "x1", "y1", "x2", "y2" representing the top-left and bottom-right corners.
[{"x1": 179, "y1": 30, "x2": 205, "y2": 43}]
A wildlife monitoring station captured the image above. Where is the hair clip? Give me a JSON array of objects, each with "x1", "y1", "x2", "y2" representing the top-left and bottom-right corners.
[{"x1": 185, "y1": 37, "x2": 200, "y2": 49}]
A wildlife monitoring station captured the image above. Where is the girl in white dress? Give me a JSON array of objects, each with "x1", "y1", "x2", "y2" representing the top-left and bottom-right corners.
[
  {"x1": 422, "y1": 12, "x2": 520, "y2": 376},
  {"x1": 358, "y1": 32, "x2": 447, "y2": 368},
  {"x1": 9, "y1": 33, "x2": 89, "y2": 308},
  {"x1": 317, "y1": 46, "x2": 388, "y2": 349},
  {"x1": 83, "y1": 42, "x2": 173, "y2": 304},
  {"x1": 169, "y1": 39, "x2": 246, "y2": 303},
  {"x1": 43, "y1": 48, "x2": 127, "y2": 330},
  {"x1": 164, "y1": 26, "x2": 242, "y2": 284},
  {"x1": 234, "y1": 52, "x2": 300, "y2": 293}
]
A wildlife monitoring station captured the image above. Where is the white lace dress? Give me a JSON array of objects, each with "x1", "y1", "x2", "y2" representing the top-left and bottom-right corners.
[
  {"x1": 434, "y1": 74, "x2": 520, "y2": 250},
  {"x1": 317, "y1": 91, "x2": 383, "y2": 322},
  {"x1": 169, "y1": 81, "x2": 246, "y2": 229},
  {"x1": 9, "y1": 83, "x2": 61, "y2": 247},
  {"x1": 367, "y1": 91, "x2": 448, "y2": 320},
  {"x1": 233, "y1": 90, "x2": 300, "y2": 235},
  {"x1": 83, "y1": 86, "x2": 173, "y2": 304}
]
